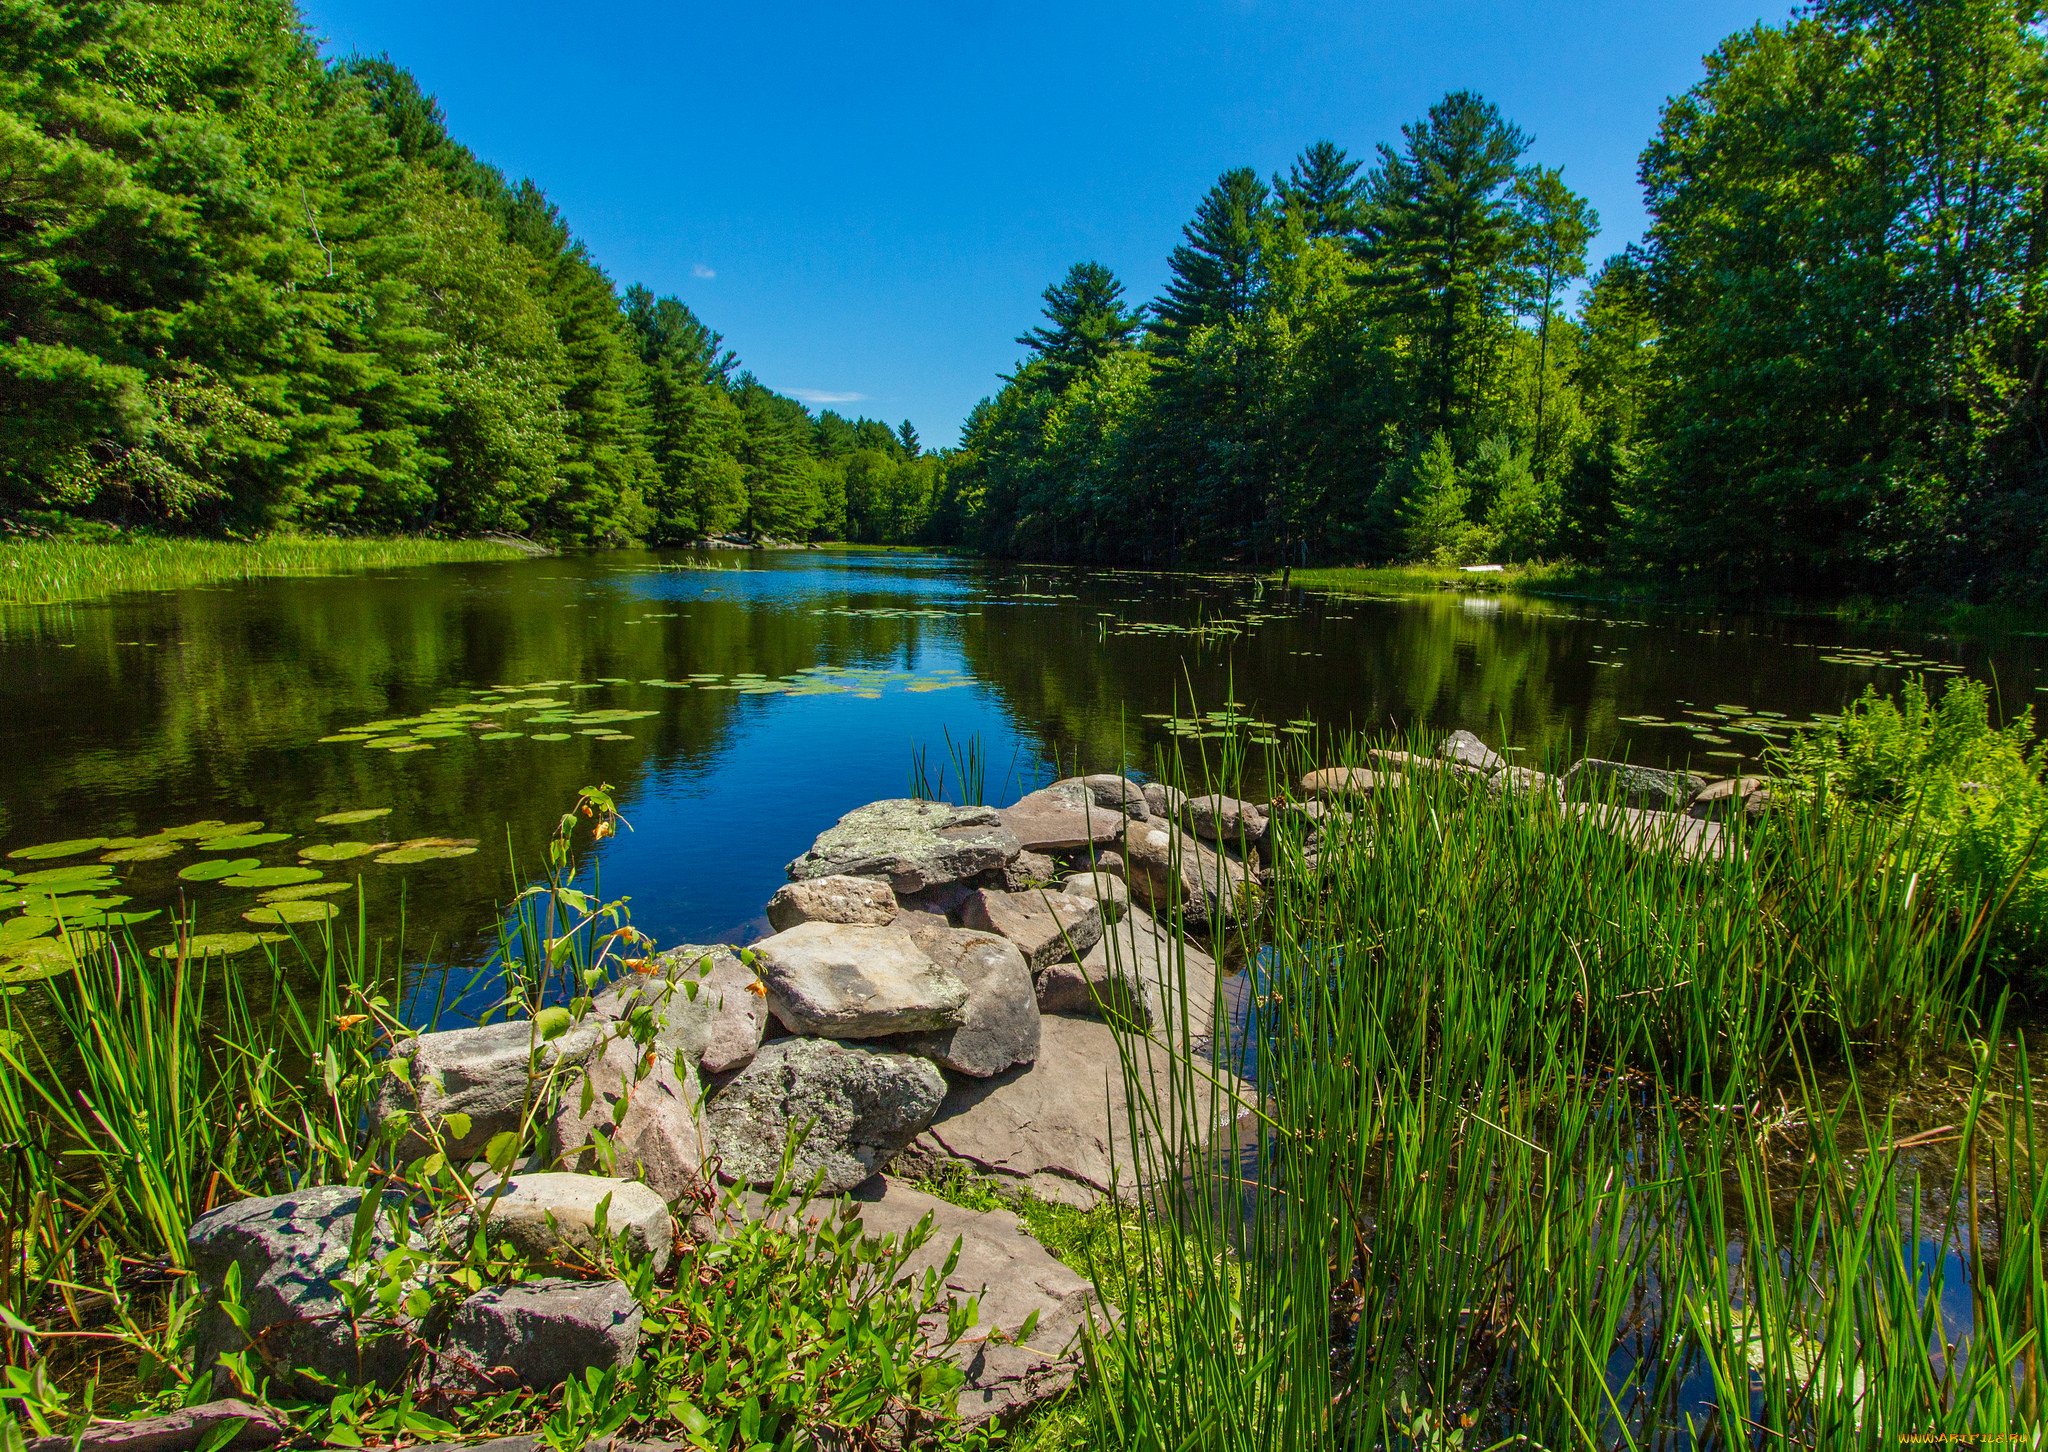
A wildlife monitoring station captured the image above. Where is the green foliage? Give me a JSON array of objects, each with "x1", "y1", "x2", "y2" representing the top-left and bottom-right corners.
[
  {"x1": 1775, "y1": 675, "x2": 2048, "y2": 971},
  {"x1": 1397, "y1": 434, "x2": 1486, "y2": 565}
]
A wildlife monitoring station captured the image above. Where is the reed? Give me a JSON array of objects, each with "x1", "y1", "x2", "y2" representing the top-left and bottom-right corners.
[
  {"x1": 0, "y1": 535, "x2": 525, "y2": 606},
  {"x1": 1081, "y1": 726, "x2": 2042, "y2": 1449}
]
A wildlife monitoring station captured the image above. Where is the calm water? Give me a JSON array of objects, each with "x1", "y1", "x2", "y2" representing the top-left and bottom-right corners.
[{"x1": 3, "y1": 549, "x2": 2042, "y2": 979}]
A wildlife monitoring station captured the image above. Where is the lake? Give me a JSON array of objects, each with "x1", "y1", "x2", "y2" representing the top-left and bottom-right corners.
[{"x1": 2, "y1": 548, "x2": 2040, "y2": 990}]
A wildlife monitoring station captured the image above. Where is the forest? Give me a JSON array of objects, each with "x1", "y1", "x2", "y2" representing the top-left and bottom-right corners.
[
  {"x1": 0, "y1": 0, "x2": 937, "y2": 546},
  {"x1": 6, "y1": 1, "x2": 2047, "y2": 597}
]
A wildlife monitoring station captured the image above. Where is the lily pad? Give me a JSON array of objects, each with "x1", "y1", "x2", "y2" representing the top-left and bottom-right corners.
[
  {"x1": 153, "y1": 821, "x2": 232, "y2": 840},
  {"x1": 531, "y1": 733, "x2": 571, "y2": 742},
  {"x1": 179, "y1": 857, "x2": 262, "y2": 882},
  {"x1": 0, "y1": 916, "x2": 55, "y2": 942},
  {"x1": 0, "y1": 944, "x2": 80, "y2": 981},
  {"x1": 6, "y1": 838, "x2": 109, "y2": 861},
  {"x1": 102, "y1": 842, "x2": 182, "y2": 863},
  {"x1": 299, "y1": 842, "x2": 387, "y2": 862},
  {"x1": 222, "y1": 866, "x2": 324, "y2": 889},
  {"x1": 192, "y1": 822, "x2": 264, "y2": 839},
  {"x1": 390, "y1": 744, "x2": 434, "y2": 753},
  {"x1": 26, "y1": 894, "x2": 131, "y2": 916},
  {"x1": 318, "y1": 734, "x2": 373, "y2": 744},
  {"x1": 260, "y1": 882, "x2": 355, "y2": 903},
  {"x1": 0, "y1": 893, "x2": 25, "y2": 911},
  {"x1": 147, "y1": 932, "x2": 287, "y2": 960},
  {"x1": 362, "y1": 737, "x2": 415, "y2": 749},
  {"x1": 478, "y1": 732, "x2": 524, "y2": 740},
  {"x1": 316, "y1": 809, "x2": 392, "y2": 826},
  {"x1": 375, "y1": 845, "x2": 480, "y2": 865},
  {"x1": 73, "y1": 909, "x2": 160, "y2": 928},
  {"x1": 200, "y1": 833, "x2": 292, "y2": 851},
  {"x1": 243, "y1": 900, "x2": 341, "y2": 925},
  {"x1": 14, "y1": 865, "x2": 117, "y2": 887}
]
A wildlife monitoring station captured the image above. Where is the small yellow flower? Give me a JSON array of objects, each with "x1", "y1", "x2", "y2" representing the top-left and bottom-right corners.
[
  {"x1": 334, "y1": 1014, "x2": 369, "y2": 1032},
  {"x1": 743, "y1": 980, "x2": 766, "y2": 998}
]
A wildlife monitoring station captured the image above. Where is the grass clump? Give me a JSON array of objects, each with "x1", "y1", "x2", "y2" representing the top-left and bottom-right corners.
[
  {"x1": 0, "y1": 534, "x2": 529, "y2": 605},
  {"x1": 1078, "y1": 727, "x2": 2044, "y2": 1448}
]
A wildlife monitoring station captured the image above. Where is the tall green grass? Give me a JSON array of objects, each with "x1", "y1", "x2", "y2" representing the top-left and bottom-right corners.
[
  {"x1": 0, "y1": 535, "x2": 527, "y2": 606},
  {"x1": 1084, "y1": 729, "x2": 2043, "y2": 1448}
]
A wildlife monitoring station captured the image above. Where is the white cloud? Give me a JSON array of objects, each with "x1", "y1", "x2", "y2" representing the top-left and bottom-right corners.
[
  {"x1": 785, "y1": 388, "x2": 869, "y2": 404},
  {"x1": 691, "y1": 263, "x2": 716, "y2": 279}
]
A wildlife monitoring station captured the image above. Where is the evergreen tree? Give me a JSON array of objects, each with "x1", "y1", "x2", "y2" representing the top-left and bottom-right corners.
[
  {"x1": 1510, "y1": 166, "x2": 1597, "y2": 480},
  {"x1": 1275, "y1": 140, "x2": 1364, "y2": 239},
  {"x1": 1358, "y1": 92, "x2": 1531, "y2": 441},
  {"x1": 1152, "y1": 169, "x2": 1270, "y2": 355},
  {"x1": 1016, "y1": 262, "x2": 1143, "y2": 385}
]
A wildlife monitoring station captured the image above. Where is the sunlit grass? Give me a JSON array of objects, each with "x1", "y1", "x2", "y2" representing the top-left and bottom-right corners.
[{"x1": 0, "y1": 535, "x2": 528, "y2": 605}]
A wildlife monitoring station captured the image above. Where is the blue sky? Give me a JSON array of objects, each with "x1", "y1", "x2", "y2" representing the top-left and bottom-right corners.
[{"x1": 301, "y1": 0, "x2": 1781, "y2": 448}]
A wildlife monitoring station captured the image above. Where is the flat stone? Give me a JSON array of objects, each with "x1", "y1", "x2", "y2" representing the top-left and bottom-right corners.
[
  {"x1": 1440, "y1": 729, "x2": 1507, "y2": 773},
  {"x1": 996, "y1": 787, "x2": 1126, "y2": 853},
  {"x1": 705, "y1": 1039, "x2": 946, "y2": 1193},
  {"x1": 1066, "y1": 905, "x2": 1219, "y2": 1039},
  {"x1": 595, "y1": 944, "x2": 767, "y2": 1076},
  {"x1": 896, "y1": 1009, "x2": 1248, "y2": 1209},
  {"x1": 1057, "y1": 872, "x2": 1128, "y2": 923},
  {"x1": 1563, "y1": 759, "x2": 1707, "y2": 812},
  {"x1": 548, "y1": 1039, "x2": 707, "y2": 1205},
  {"x1": 960, "y1": 888, "x2": 1103, "y2": 972},
  {"x1": 24, "y1": 1400, "x2": 287, "y2": 1452},
  {"x1": 893, "y1": 927, "x2": 1040, "y2": 1077},
  {"x1": 1141, "y1": 782, "x2": 1185, "y2": 821},
  {"x1": 1568, "y1": 802, "x2": 1729, "y2": 862},
  {"x1": 374, "y1": 1018, "x2": 604, "y2": 1162},
  {"x1": 463, "y1": 1173, "x2": 673, "y2": 1275},
  {"x1": 433, "y1": 1278, "x2": 642, "y2": 1398},
  {"x1": 787, "y1": 799, "x2": 1020, "y2": 894},
  {"x1": 753, "y1": 922, "x2": 967, "y2": 1037},
  {"x1": 1300, "y1": 767, "x2": 1401, "y2": 799},
  {"x1": 187, "y1": 1187, "x2": 413, "y2": 1390},
  {"x1": 1183, "y1": 793, "x2": 1266, "y2": 846},
  {"x1": 842, "y1": 1179, "x2": 1110, "y2": 1425},
  {"x1": 764, "y1": 874, "x2": 898, "y2": 932}
]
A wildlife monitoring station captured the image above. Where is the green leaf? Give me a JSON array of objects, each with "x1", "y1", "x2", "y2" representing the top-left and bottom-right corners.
[
  {"x1": 533, "y1": 1006, "x2": 572, "y2": 1042},
  {"x1": 442, "y1": 1112, "x2": 473, "y2": 1141}
]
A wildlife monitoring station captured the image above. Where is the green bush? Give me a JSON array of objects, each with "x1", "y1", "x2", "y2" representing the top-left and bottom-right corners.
[{"x1": 1773, "y1": 674, "x2": 2048, "y2": 975}]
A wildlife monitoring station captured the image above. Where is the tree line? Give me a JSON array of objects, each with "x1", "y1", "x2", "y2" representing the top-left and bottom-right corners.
[
  {"x1": 1, "y1": 0, "x2": 939, "y2": 545},
  {"x1": 945, "y1": 0, "x2": 2048, "y2": 596},
  {"x1": 9, "y1": 1, "x2": 2045, "y2": 598}
]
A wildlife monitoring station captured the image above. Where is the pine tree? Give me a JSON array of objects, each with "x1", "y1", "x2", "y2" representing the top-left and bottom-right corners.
[
  {"x1": 1152, "y1": 169, "x2": 1270, "y2": 355},
  {"x1": 1016, "y1": 262, "x2": 1143, "y2": 386},
  {"x1": 1358, "y1": 92, "x2": 1531, "y2": 441},
  {"x1": 1275, "y1": 141, "x2": 1364, "y2": 239}
]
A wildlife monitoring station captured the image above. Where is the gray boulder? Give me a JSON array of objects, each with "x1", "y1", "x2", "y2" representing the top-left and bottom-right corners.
[
  {"x1": 1140, "y1": 782, "x2": 1185, "y2": 821},
  {"x1": 1300, "y1": 767, "x2": 1401, "y2": 800},
  {"x1": 21, "y1": 1400, "x2": 286, "y2": 1452},
  {"x1": 1002, "y1": 848, "x2": 1061, "y2": 890},
  {"x1": 1058, "y1": 872, "x2": 1128, "y2": 923},
  {"x1": 594, "y1": 944, "x2": 766, "y2": 1076},
  {"x1": 1488, "y1": 765, "x2": 1558, "y2": 800},
  {"x1": 893, "y1": 926, "x2": 1040, "y2": 1077},
  {"x1": 1686, "y1": 776, "x2": 1774, "y2": 823},
  {"x1": 764, "y1": 874, "x2": 898, "y2": 932},
  {"x1": 1119, "y1": 821, "x2": 1256, "y2": 925},
  {"x1": 433, "y1": 1278, "x2": 641, "y2": 1398},
  {"x1": 187, "y1": 1187, "x2": 413, "y2": 1391},
  {"x1": 374, "y1": 1018, "x2": 603, "y2": 1162},
  {"x1": 1563, "y1": 759, "x2": 1707, "y2": 812},
  {"x1": 705, "y1": 1039, "x2": 946, "y2": 1193},
  {"x1": 1440, "y1": 730, "x2": 1507, "y2": 774},
  {"x1": 1050, "y1": 774, "x2": 1150, "y2": 819},
  {"x1": 463, "y1": 1173, "x2": 673, "y2": 1275},
  {"x1": 843, "y1": 1179, "x2": 1110, "y2": 1425},
  {"x1": 753, "y1": 922, "x2": 967, "y2": 1037},
  {"x1": 1183, "y1": 793, "x2": 1266, "y2": 846},
  {"x1": 786, "y1": 799, "x2": 1020, "y2": 894},
  {"x1": 959, "y1": 888, "x2": 1103, "y2": 972},
  {"x1": 1045, "y1": 906, "x2": 1219, "y2": 1035},
  {"x1": 548, "y1": 1039, "x2": 707, "y2": 1205},
  {"x1": 995, "y1": 787, "x2": 1126, "y2": 854}
]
